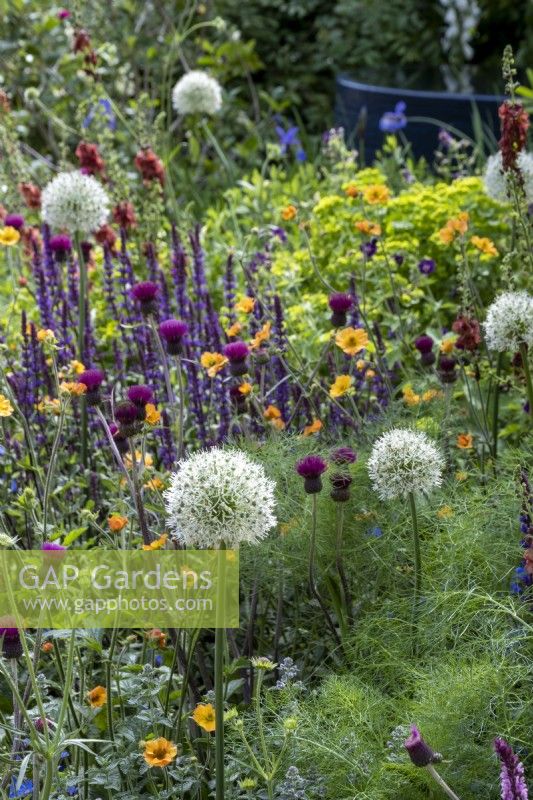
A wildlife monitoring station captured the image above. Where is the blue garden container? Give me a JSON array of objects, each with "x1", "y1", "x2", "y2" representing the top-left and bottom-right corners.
[{"x1": 335, "y1": 76, "x2": 504, "y2": 163}]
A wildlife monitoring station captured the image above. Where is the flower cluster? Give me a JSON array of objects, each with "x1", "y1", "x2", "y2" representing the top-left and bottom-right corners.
[
  {"x1": 484, "y1": 291, "x2": 533, "y2": 352},
  {"x1": 41, "y1": 171, "x2": 110, "y2": 234},
  {"x1": 368, "y1": 428, "x2": 444, "y2": 500}
]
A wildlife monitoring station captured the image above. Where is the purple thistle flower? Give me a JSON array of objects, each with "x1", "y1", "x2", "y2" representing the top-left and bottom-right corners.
[
  {"x1": 78, "y1": 368, "x2": 104, "y2": 406},
  {"x1": 49, "y1": 234, "x2": 72, "y2": 260},
  {"x1": 5, "y1": 213, "x2": 25, "y2": 230},
  {"x1": 379, "y1": 101, "x2": 407, "y2": 133},
  {"x1": 329, "y1": 292, "x2": 354, "y2": 328},
  {"x1": 296, "y1": 455, "x2": 327, "y2": 494},
  {"x1": 418, "y1": 258, "x2": 436, "y2": 275},
  {"x1": 224, "y1": 341, "x2": 250, "y2": 376},
  {"x1": 414, "y1": 334, "x2": 434, "y2": 354},
  {"x1": 404, "y1": 726, "x2": 436, "y2": 767},
  {"x1": 329, "y1": 472, "x2": 353, "y2": 502},
  {"x1": 131, "y1": 281, "x2": 159, "y2": 316},
  {"x1": 127, "y1": 384, "x2": 154, "y2": 412},
  {"x1": 41, "y1": 542, "x2": 66, "y2": 551},
  {"x1": 115, "y1": 400, "x2": 140, "y2": 437},
  {"x1": 0, "y1": 627, "x2": 22, "y2": 659},
  {"x1": 331, "y1": 446, "x2": 357, "y2": 465},
  {"x1": 159, "y1": 318, "x2": 189, "y2": 355},
  {"x1": 494, "y1": 738, "x2": 529, "y2": 800}
]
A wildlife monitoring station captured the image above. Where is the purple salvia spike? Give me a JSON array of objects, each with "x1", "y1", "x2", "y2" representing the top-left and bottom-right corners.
[
  {"x1": 223, "y1": 253, "x2": 236, "y2": 324},
  {"x1": 170, "y1": 226, "x2": 189, "y2": 319},
  {"x1": 494, "y1": 738, "x2": 529, "y2": 800}
]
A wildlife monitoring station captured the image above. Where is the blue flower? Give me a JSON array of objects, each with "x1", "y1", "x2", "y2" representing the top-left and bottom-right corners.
[
  {"x1": 379, "y1": 102, "x2": 407, "y2": 133},
  {"x1": 274, "y1": 118, "x2": 306, "y2": 161},
  {"x1": 82, "y1": 98, "x2": 116, "y2": 131},
  {"x1": 154, "y1": 654, "x2": 163, "y2": 667},
  {"x1": 9, "y1": 779, "x2": 33, "y2": 798},
  {"x1": 66, "y1": 786, "x2": 78, "y2": 796},
  {"x1": 360, "y1": 238, "x2": 378, "y2": 259},
  {"x1": 367, "y1": 526, "x2": 383, "y2": 538},
  {"x1": 418, "y1": 258, "x2": 436, "y2": 275}
]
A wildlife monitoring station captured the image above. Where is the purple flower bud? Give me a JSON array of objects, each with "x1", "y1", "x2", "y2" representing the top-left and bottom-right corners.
[
  {"x1": 127, "y1": 384, "x2": 153, "y2": 407},
  {"x1": 418, "y1": 258, "x2": 436, "y2": 275},
  {"x1": 296, "y1": 455, "x2": 327, "y2": 494},
  {"x1": 131, "y1": 281, "x2": 159, "y2": 316},
  {"x1": 109, "y1": 421, "x2": 129, "y2": 454},
  {"x1": 438, "y1": 356, "x2": 458, "y2": 384},
  {"x1": 331, "y1": 446, "x2": 357, "y2": 465},
  {"x1": 41, "y1": 542, "x2": 67, "y2": 551},
  {"x1": 393, "y1": 253, "x2": 404, "y2": 266},
  {"x1": 404, "y1": 726, "x2": 436, "y2": 767},
  {"x1": 224, "y1": 341, "x2": 250, "y2": 376},
  {"x1": 329, "y1": 473, "x2": 353, "y2": 502},
  {"x1": 115, "y1": 400, "x2": 140, "y2": 437},
  {"x1": 159, "y1": 318, "x2": 188, "y2": 355},
  {"x1": 229, "y1": 384, "x2": 247, "y2": 412},
  {"x1": 414, "y1": 335, "x2": 434, "y2": 354},
  {"x1": 0, "y1": 627, "x2": 22, "y2": 659},
  {"x1": 4, "y1": 213, "x2": 25, "y2": 230},
  {"x1": 49, "y1": 234, "x2": 72, "y2": 260},
  {"x1": 329, "y1": 293, "x2": 354, "y2": 327},
  {"x1": 78, "y1": 368, "x2": 105, "y2": 406}
]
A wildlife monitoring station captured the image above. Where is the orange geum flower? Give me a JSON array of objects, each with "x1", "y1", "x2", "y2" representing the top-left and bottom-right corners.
[
  {"x1": 60, "y1": 381, "x2": 87, "y2": 396},
  {"x1": 362, "y1": 184, "x2": 390, "y2": 204},
  {"x1": 87, "y1": 686, "x2": 107, "y2": 708},
  {"x1": 457, "y1": 433, "x2": 474, "y2": 449},
  {"x1": 108, "y1": 514, "x2": 128, "y2": 532},
  {"x1": 234, "y1": 296, "x2": 255, "y2": 314},
  {"x1": 226, "y1": 322, "x2": 242, "y2": 337},
  {"x1": 41, "y1": 641, "x2": 54, "y2": 654},
  {"x1": 335, "y1": 327, "x2": 369, "y2": 356},
  {"x1": 144, "y1": 477, "x2": 165, "y2": 491},
  {"x1": 192, "y1": 703, "x2": 216, "y2": 732},
  {"x1": 344, "y1": 183, "x2": 359, "y2": 197},
  {"x1": 437, "y1": 505, "x2": 454, "y2": 519},
  {"x1": 281, "y1": 204, "x2": 297, "y2": 221},
  {"x1": 143, "y1": 737, "x2": 178, "y2": 768},
  {"x1": 440, "y1": 337, "x2": 456, "y2": 354},
  {"x1": 470, "y1": 235, "x2": 498, "y2": 256},
  {"x1": 250, "y1": 321, "x2": 272, "y2": 349},
  {"x1": 146, "y1": 628, "x2": 167, "y2": 648},
  {"x1": 238, "y1": 382, "x2": 253, "y2": 396},
  {"x1": 354, "y1": 220, "x2": 381, "y2": 236},
  {"x1": 37, "y1": 329, "x2": 56, "y2": 344},
  {"x1": 303, "y1": 419, "x2": 323, "y2": 436},
  {"x1": 200, "y1": 351, "x2": 228, "y2": 377},
  {"x1": 329, "y1": 375, "x2": 354, "y2": 398},
  {"x1": 402, "y1": 385, "x2": 421, "y2": 406}
]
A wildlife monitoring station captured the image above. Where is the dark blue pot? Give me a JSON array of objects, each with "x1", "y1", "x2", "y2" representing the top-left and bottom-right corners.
[{"x1": 335, "y1": 76, "x2": 504, "y2": 163}]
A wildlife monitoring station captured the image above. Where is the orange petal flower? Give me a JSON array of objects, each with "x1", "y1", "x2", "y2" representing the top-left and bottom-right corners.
[
  {"x1": 143, "y1": 737, "x2": 178, "y2": 768},
  {"x1": 192, "y1": 703, "x2": 216, "y2": 732},
  {"x1": 457, "y1": 433, "x2": 474, "y2": 449},
  {"x1": 87, "y1": 686, "x2": 107, "y2": 708}
]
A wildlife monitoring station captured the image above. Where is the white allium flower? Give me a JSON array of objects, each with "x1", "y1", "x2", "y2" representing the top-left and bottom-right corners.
[
  {"x1": 172, "y1": 70, "x2": 222, "y2": 116},
  {"x1": 164, "y1": 447, "x2": 276, "y2": 548},
  {"x1": 41, "y1": 171, "x2": 109, "y2": 234},
  {"x1": 367, "y1": 429, "x2": 444, "y2": 501},
  {"x1": 483, "y1": 151, "x2": 533, "y2": 205},
  {"x1": 483, "y1": 291, "x2": 533, "y2": 352}
]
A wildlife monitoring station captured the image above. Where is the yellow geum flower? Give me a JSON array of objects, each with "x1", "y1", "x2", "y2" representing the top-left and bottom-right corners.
[
  {"x1": 200, "y1": 352, "x2": 228, "y2": 377},
  {"x1": 60, "y1": 381, "x2": 87, "y2": 397},
  {"x1": 344, "y1": 183, "x2": 359, "y2": 197},
  {"x1": 144, "y1": 477, "x2": 165, "y2": 491},
  {"x1": 142, "y1": 533, "x2": 168, "y2": 551},
  {"x1": 108, "y1": 514, "x2": 128, "y2": 532},
  {"x1": 470, "y1": 235, "x2": 498, "y2": 256},
  {"x1": 402, "y1": 385, "x2": 421, "y2": 406},
  {"x1": 143, "y1": 737, "x2": 178, "y2": 768},
  {"x1": 87, "y1": 686, "x2": 107, "y2": 708},
  {"x1": 335, "y1": 327, "x2": 369, "y2": 356},
  {"x1": 329, "y1": 375, "x2": 354, "y2": 398},
  {"x1": 234, "y1": 296, "x2": 255, "y2": 314},
  {"x1": 238, "y1": 382, "x2": 252, "y2": 396},
  {"x1": 263, "y1": 404, "x2": 285, "y2": 430},
  {"x1": 70, "y1": 360, "x2": 86, "y2": 374},
  {"x1": 124, "y1": 450, "x2": 154, "y2": 469},
  {"x1": 0, "y1": 226, "x2": 21, "y2": 246},
  {"x1": 362, "y1": 184, "x2": 390, "y2": 204},
  {"x1": 440, "y1": 337, "x2": 456, "y2": 354},
  {"x1": 36, "y1": 397, "x2": 61, "y2": 415},
  {"x1": 145, "y1": 403, "x2": 161, "y2": 425},
  {"x1": 226, "y1": 322, "x2": 242, "y2": 337},
  {"x1": 192, "y1": 703, "x2": 216, "y2": 732},
  {"x1": 0, "y1": 394, "x2": 14, "y2": 417},
  {"x1": 37, "y1": 329, "x2": 56, "y2": 344}
]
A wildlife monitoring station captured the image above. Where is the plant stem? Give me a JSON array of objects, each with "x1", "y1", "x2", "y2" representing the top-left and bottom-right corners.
[
  {"x1": 426, "y1": 764, "x2": 462, "y2": 800},
  {"x1": 519, "y1": 342, "x2": 533, "y2": 418},
  {"x1": 335, "y1": 504, "x2": 352, "y2": 625},
  {"x1": 309, "y1": 494, "x2": 341, "y2": 647},
  {"x1": 215, "y1": 542, "x2": 227, "y2": 800},
  {"x1": 42, "y1": 403, "x2": 66, "y2": 541},
  {"x1": 74, "y1": 232, "x2": 88, "y2": 466},
  {"x1": 128, "y1": 440, "x2": 152, "y2": 546},
  {"x1": 491, "y1": 353, "x2": 503, "y2": 460},
  {"x1": 408, "y1": 492, "x2": 422, "y2": 647}
]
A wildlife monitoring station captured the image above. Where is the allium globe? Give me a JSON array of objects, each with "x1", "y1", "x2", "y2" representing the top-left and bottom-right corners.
[
  {"x1": 368, "y1": 428, "x2": 444, "y2": 501},
  {"x1": 41, "y1": 171, "x2": 109, "y2": 234},
  {"x1": 164, "y1": 448, "x2": 276, "y2": 548},
  {"x1": 483, "y1": 291, "x2": 533, "y2": 352},
  {"x1": 172, "y1": 70, "x2": 223, "y2": 116},
  {"x1": 484, "y1": 150, "x2": 533, "y2": 205}
]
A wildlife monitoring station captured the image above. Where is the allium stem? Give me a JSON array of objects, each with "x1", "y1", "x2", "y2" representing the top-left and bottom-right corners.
[
  {"x1": 74, "y1": 232, "x2": 88, "y2": 466},
  {"x1": 408, "y1": 492, "x2": 422, "y2": 645},
  {"x1": 519, "y1": 343, "x2": 533, "y2": 418},
  {"x1": 426, "y1": 764, "x2": 462, "y2": 800},
  {"x1": 309, "y1": 494, "x2": 341, "y2": 647},
  {"x1": 215, "y1": 542, "x2": 227, "y2": 800},
  {"x1": 492, "y1": 353, "x2": 503, "y2": 460}
]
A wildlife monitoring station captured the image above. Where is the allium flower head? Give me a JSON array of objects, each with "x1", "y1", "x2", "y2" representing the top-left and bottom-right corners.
[
  {"x1": 484, "y1": 151, "x2": 533, "y2": 205},
  {"x1": 223, "y1": 341, "x2": 250, "y2": 376},
  {"x1": 159, "y1": 318, "x2": 188, "y2": 355},
  {"x1": 78, "y1": 368, "x2": 104, "y2": 405},
  {"x1": 368, "y1": 428, "x2": 444, "y2": 501},
  {"x1": 172, "y1": 71, "x2": 223, "y2": 116},
  {"x1": 41, "y1": 171, "x2": 109, "y2": 234},
  {"x1": 484, "y1": 291, "x2": 533, "y2": 352},
  {"x1": 164, "y1": 447, "x2": 276, "y2": 548}
]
